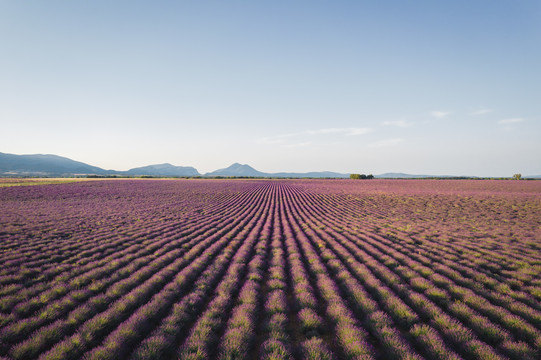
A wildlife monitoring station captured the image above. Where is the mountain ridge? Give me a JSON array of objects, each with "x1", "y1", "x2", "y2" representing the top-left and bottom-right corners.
[
  {"x1": 1, "y1": 152, "x2": 531, "y2": 178},
  {"x1": 125, "y1": 163, "x2": 200, "y2": 177},
  {"x1": 0, "y1": 152, "x2": 111, "y2": 175},
  {"x1": 204, "y1": 163, "x2": 266, "y2": 177},
  {"x1": 204, "y1": 163, "x2": 349, "y2": 178},
  {"x1": 0, "y1": 153, "x2": 350, "y2": 178}
]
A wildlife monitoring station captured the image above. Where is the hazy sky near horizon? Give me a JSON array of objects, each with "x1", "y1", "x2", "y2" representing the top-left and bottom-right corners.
[{"x1": 1, "y1": 1, "x2": 540, "y2": 176}]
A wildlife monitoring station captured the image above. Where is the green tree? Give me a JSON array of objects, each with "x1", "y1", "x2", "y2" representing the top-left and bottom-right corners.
[
  {"x1": 350, "y1": 173, "x2": 374, "y2": 179},
  {"x1": 513, "y1": 173, "x2": 522, "y2": 180}
]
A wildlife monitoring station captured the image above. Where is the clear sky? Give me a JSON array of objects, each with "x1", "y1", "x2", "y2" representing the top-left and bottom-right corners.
[{"x1": 1, "y1": 1, "x2": 540, "y2": 176}]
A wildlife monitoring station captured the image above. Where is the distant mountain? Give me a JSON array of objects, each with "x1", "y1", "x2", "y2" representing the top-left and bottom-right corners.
[
  {"x1": 375, "y1": 173, "x2": 471, "y2": 178},
  {"x1": 0, "y1": 153, "x2": 350, "y2": 178},
  {"x1": 271, "y1": 171, "x2": 349, "y2": 178},
  {"x1": 0, "y1": 152, "x2": 110, "y2": 176},
  {"x1": 124, "y1": 163, "x2": 200, "y2": 176},
  {"x1": 204, "y1": 163, "x2": 349, "y2": 178},
  {"x1": 6, "y1": 151, "x2": 509, "y2": 179},
  {"x1": 204, "y1": 163, "x2": 266, "y2": 177},
  {"x1": 0, "y1": 152, "x2": 199, "y2": 177},
  {"x1": 375, "y1": 172, "x2": 433, "y2": 178}
]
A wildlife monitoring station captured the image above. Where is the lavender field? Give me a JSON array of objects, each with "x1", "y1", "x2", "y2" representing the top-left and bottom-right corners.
[{"x1": 0, "y1": 179, "x2": 540, "y2": 360}]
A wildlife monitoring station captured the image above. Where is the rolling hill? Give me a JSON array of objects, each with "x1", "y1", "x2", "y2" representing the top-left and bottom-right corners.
[
  {"x1": 2, "y1": 152, "x2": 498, "y2": 179},
  {"x1": 125, "y1": 163, "x2": 200, "y2": 177},
  {"x1": 0, "y1": 152, "x2": 110, "y2": 176}
]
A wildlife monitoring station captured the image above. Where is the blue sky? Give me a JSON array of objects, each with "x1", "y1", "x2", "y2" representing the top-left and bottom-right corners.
[{"x1": 1, "y1": 1, "x2": 540, "y2": 176}]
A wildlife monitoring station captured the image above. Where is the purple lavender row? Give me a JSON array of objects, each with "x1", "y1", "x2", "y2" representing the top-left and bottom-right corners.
[
  {"x1": 0, "y1": 180, "x2": 260, "y2": 292},
  {"x1": 0, "y1": 181, "x2": 251, "y2": 313},
  {"x1": 83, "y1": 183, "x2": 277, "y2": 360},
  {"x1": 371, "y1": 217, "x2": 541, "y2": 311},
  {"x1": 358, "y1": 228, "x2": 541, "y2": 355},
  {"x1": 33, "y1": 182, "x2": 273, "y2": 360},
  {"x1": 285, "y1": 185, "x2": 420, "y2": 360},
  {"x1": 293, "y1": 201, "x2": 471, "y2": 359},
  {"x1": 128, "y1": 185, "x2": 270, "y2": 359},
  {"x1": 216, "y1": 191, "x2": 274, "y2": 359},
  {"x1": 257, "y1": 184, "x2": 294, "y2": 360},
  {"x1": 177, "y1": 184, "x2": 276, "y2": 360},
  {"x1": 282, "y1": 184, "x2": 376, "y2": 360},
  {"x1": 326, "y1": 191, "x2": 541, "y2": 318},
  {"x1": 294, "y1": 186, "x2": 538, "y2": 359},
  {"x1": 4, "y1": 182, "x2": 271, "y2": 359},
  {"x1": 278, "y1": 184, "x2": 334, "y2": 360},
  {"x1": 306, "y1": 180, "x2": 540, "y2": 265},
  {"x1": 293, "y1": 188, "x2": 515, "y2": 358},
  {"x1": 0, "y1": 180, "x2": 262, "y2": 318},
  {"x1": 346, "y1": 222, "x2": 541, "y2": 353},
  {"x1": 301, "y1": 186, "x2": 541, "y2": 328},
  {"x1": 0, "y1": 182, "x2": 263, "y2": 355}
]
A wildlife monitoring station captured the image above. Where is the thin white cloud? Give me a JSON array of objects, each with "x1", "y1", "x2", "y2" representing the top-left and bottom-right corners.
[
  {"x1": 368, "y1": 138, "x2": 404, "y2": 148},
  {"x1": 307, "y1": 128, "x2": 345, "y2": 135},
  {"x1": 306, "y1": 127, "x2": 372, "y2": 136},
  {"x1": 471, "y1": 109, "x2": 492, "y2": 115},
  {"x1": 346, "y1": 128, "x2": 372, "y2": 136},
  {"x1": 498, "y1": 118, "x2": 523, "y2": 124},
  {"x1": 256, "y1": 133, "x2": 296, "y2": 144},
  {"x1": 257, "y1": 137, "x2": 285, "y2": 145},
  {"x1": 382, "y1": 120, "x2": 412, "y2": 128},
  {"x1": 258, "y1": 127, "x2": 372, "y2": 146},
  {"x1": 283, "y1": 142, "x2": 311, "y2": 148},
  {"x1": 430, "y1": 111, "x2": 450, "y2": 118}
]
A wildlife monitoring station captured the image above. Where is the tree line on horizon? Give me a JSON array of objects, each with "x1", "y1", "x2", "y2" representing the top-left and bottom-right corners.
[{"x1": 349, "y1": 174, "x2": 374, "y2": 180}]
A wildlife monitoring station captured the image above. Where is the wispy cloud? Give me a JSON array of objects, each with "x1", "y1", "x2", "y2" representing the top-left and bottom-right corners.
[
  {"x1": 256, "y1": 133, "x2": 296, "y2": 144},
  {"x1": 283, "y1": 141, "x2": 312, "y2": 148},
  {"x1": 430, "y1": 111, "x2": 450, "y2": 118},
  {"x1": 368, "y1": 138, "x2": 404, "y2": 148},
  {"x1": 347, "y1": 127, "x2": 372, "y2": 136},
  {"x1": 498, "y1": 118, "x2": 523, "y2": 124},
  {"x1": 306, "y1": 127, "x2": 372, "y2": 136},
  {"x1": 471, "y1": 109, "x2": 492, "y2": 115},
  {"x1": 306, "y1": 128, "x2": 345, "y2": 135},
  {"x1": 382, "y1": 120, "x2": 412, "y2": 128},
  {"x1": 257, "y1": 127, "x2": 372, "y2": 146}
]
